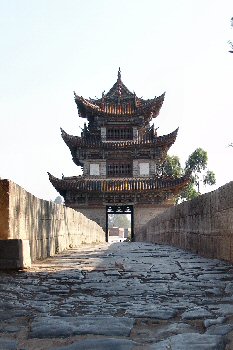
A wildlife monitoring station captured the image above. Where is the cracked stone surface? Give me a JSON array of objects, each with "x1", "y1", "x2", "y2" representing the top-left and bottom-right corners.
[
  {"x1": 1, "y1": 242, "x2": 233, "y2": 349},
  {"x1": 148, "y1": 333, "x2": 226, "y2": 350}
]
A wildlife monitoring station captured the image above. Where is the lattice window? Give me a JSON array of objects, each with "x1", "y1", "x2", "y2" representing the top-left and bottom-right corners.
[
  {"x1": 106, "y1": 127, "x2": 133, "y2": 140},
  {"x1": 107, "y1": 163, "x2": 132, "y2": 177}
]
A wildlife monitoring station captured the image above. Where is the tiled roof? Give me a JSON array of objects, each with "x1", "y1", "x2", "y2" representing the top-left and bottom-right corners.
[
  {"x1": 61, "y1": 128, "x2": 178, "y2": 150},
  {"x1": 48, "y1": 172, "x2": 190, "y2": 197},
  {"x1": 74, "y1": 68, "x2": 165, "y2": 121}
]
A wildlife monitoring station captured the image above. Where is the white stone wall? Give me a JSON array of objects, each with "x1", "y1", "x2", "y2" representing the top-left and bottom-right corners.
[
  {"x1": 90, "y1": 164, "x2": 100, "y2": 176},
  {"x1": 133, "y1": 127, "x2": 138, "y2": 140},
  {"x1": 84, "y1": 161, "x2": 106, "y2": 177},
  {"x1": 133, "y1": 160, "x2": 157, "y2": 177},
  {"x1": 101, "y1": 127, "x2": 106, "y2": 141},
  {"x1": 139, "y1": 163, "x2": 150, "y2": 176}
]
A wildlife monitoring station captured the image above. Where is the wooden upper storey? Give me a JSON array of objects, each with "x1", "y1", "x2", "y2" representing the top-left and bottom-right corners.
[
  {"x1": 74, "y1": 68, "x2": 165, "y2": 128},
  {"x1": 61, "y1": 127, "x2": 178, "y2": 168}
]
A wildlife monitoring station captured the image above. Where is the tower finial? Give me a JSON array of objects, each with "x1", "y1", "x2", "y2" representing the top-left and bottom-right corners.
[
  {"x1": 117, "y1": 67, "x2": 122, "y2": 97},
  {"x1": 117, "y1": 67, "x2": 121, "y2": 81}
]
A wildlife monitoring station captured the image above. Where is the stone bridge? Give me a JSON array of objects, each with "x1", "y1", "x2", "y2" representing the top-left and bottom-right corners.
[
  {"x1": 1, "y1": 242, "x2": 233, "y2": 349},
  {"x1": 1, "y1": 180, "x2": 233, "y2": 349}
]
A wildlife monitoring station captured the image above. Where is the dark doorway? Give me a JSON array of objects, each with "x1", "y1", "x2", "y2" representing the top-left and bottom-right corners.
[{"x1": 106, "y1": 205, "x2": 134, "y2": 242}]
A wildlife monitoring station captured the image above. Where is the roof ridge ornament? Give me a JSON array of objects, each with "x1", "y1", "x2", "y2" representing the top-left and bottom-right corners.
[
  {"x1": 117, "y1": 67, "x2": 121, "y2": 81},
  {"x1": 117, "y1": 67, "x2": 122, "y2": 97}
]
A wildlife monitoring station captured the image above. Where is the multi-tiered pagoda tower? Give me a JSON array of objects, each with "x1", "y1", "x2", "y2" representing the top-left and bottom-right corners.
[{"x1": 48, "y1": 69, "x2": 189, "y2": 240}]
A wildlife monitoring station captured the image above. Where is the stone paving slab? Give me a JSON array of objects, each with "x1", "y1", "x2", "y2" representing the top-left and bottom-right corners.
[
  {"x1": 30, "y1": 316, "x2": 134, "y2": 338},
  {"x1": 50, "y1": 338, "x2": 137, "y2": 350},
  {"x1": 148, "y1": 333, "x2": 226, "y2": 350},
  {"x1": 181, "y1": 307, "x2": 213, "y2": 320},
  {"x1": 1, "y1": 242, "x2": 233, "y2": 349},
  {"x1": 0, "y1": 338, "x2": 18, "y2": 350}
]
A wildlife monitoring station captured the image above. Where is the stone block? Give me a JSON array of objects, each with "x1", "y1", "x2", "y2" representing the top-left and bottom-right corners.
[
  {"x1": 217, "y1": 182, "x2": 233, "y2": 211},
  {"x1": 0, "y1": 239, "x2": 31, "y2": 270},
  {"x1": 216, "y1": 236, "x2": 231, "y2": 261},
  {"x1": 0, "y1": 180, "x2": 10, "y2": 239}
]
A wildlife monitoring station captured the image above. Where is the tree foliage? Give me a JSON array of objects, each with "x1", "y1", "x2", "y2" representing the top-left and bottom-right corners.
[
  {"x1": 184, "y1": 148, "x2": 208, "y2": 193},
  {"x1": 185, "y1": 148, "x2": 207, "y2": 173},
  {"x1": 163, "y1": 155, "x2": 183, "y2": 177},
  {"x1": 163, "y1": 147, "x2": 216, "y2": 202},
  {"x1": 203, "y1": 170, "x2": 216, "y2": 186},
  {"x1": 229, "y1": 17, "x2": 233, "y2": 53},
  {"x1": 54, "y1": 196, "x2": 63, "y2": 204},
  {"x1": 185, "y1": 148, "x2": 216, "y2": 194},
  {"x1": 179, "y1": 183, "x2": 199, "y2": 202},
  {"x1": 108, "y1": 214, "x2": 131, "y2": 228}
]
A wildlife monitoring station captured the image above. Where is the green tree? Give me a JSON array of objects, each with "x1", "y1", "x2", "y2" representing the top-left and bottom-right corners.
[
  {"x1": 163, "y1": 155, "x2": 183, "y2": 177},
  {"x1": 179, "y1": 183, "x2": 199, "y2": 202},
  {"x1": 163, "y1": 147, "x2": 216, "y2": 202},
  {"x1": 203, "y1": 170, "x2": 216, "y2": 186},
  {"x1": 54, "y1": 196, "x2": 63, "y2": 204},
  {"x1": 163, "y1": 155, "x2": 197, "y2": 202},
  {"x1": 228, "y1": 17, "x2": 233, "y2": 53},
  {"x1": 185, "y1": 148, "x2": 216, "y2": 193},
  {"x1": 108, "y1": 214, "x2": 130, "y2": 228},
  {"x1": 229, "y1": 41, "x2": 233, "y2": 53}
]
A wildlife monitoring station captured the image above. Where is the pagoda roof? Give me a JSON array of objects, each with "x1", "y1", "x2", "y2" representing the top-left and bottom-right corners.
[
  {"x1": 104, "y1": 68, "x2": 135, "y2": 100},
  {"x1": 74, "y1": 68, "x2": 165, "y2": 123},
  {"x1": 61, "y1": 127, "x2": 178, "y2": 150},
  {"x1": 48, "y1": 172, "x2": 190, "y2": 198}
]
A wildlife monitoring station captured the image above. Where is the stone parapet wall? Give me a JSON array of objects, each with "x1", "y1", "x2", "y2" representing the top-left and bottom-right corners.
[
  {"x1": 134, "y1": 205, "x2": 171, "y2": 234},
  {"x1": 0, "y1": 180, "x2": 105, "y2": 262},
  {"x1": 75, "y1": 207, "x2": 106, "y2": 229},
  {"x1": 0, "y1": 180, "x2": 10, "y2": 240},
  {"x1": 136, "y1": 181, "x2": 233, "y2": 262}
]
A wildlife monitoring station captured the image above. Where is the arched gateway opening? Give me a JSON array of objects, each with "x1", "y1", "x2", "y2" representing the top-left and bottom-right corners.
[{"x1": 106, "y1": 205, "x2": 134, "y2": 243}]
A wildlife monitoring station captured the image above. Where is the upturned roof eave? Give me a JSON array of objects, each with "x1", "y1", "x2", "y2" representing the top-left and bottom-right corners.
[
  {"x1": 47, "y1": 172, "x2": 191, "y2": 194},
  {"x1": 60, "y1": 128, "x2": 84, "y2": 167},
  {"x1": 60, "y1": 127, "x2": 178, "y2": 151},
  {"x1": 74, "y1": 92, "x2": 165, "y2": 120}
]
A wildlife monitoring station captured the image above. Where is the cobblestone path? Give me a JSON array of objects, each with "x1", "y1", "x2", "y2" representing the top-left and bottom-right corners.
[{"x1": 1, "y1": 242, "x2": 233, "y2": 349}]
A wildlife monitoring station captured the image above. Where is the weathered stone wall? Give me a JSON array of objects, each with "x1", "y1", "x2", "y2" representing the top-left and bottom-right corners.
[
  {"x1": 73, "y1": 205, "x2": 170, "y2": 240},
  {"x1": 0, "y1": 180, "x2": 10, "y2": 240},
  {"x1": 136, "y1": 182, "x2": 233, "y2": 262},
  {"x1": 134, "y1": 205, "x2": 171, "y2": 234},
  {"x1": 0, "y1": 180, "x2": 105, "y2": 261},
  {"x1": 71, "y1": 207, "x2": 106, "y2": 229}
]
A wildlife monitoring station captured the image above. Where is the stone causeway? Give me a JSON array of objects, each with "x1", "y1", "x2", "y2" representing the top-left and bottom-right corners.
[{"x1": 1, "y1": 242, "x2": 233, "y2": 349}]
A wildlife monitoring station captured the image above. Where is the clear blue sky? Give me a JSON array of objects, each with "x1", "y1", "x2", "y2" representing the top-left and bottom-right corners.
[{"x1": 0, "y1": 0, "x2": 233, "y2": 200}]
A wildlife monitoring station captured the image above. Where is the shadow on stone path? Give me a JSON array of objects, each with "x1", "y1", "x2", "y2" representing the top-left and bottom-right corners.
[{"x1": 1, "y1": 242, "x2": 233, "y2": 349}]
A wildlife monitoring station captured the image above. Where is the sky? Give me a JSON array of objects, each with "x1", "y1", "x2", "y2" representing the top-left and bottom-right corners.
[{"x1": 0, "y1": 0, "x2": 233, "y2": 201}]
